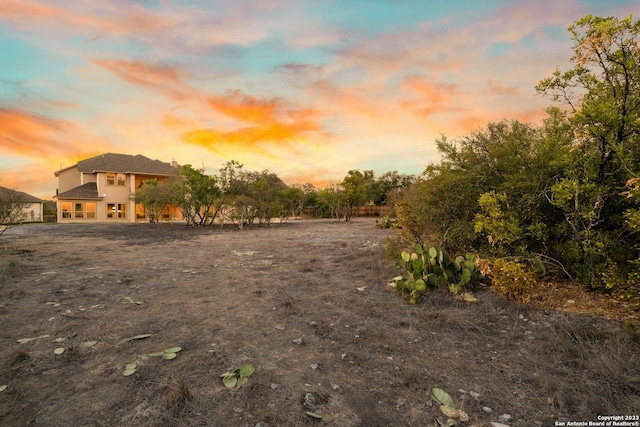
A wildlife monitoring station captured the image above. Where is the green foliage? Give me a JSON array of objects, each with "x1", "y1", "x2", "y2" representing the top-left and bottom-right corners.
[
  {"x1": 134, "y1": 179, "x2": 172, "y2": 223},
  {"x1": 220, "y1": 364, "x2": 255, "y2": 390},
  {"x1": 395, "y1": 120, "x2": 561, "y2": 252},
  {"x1": 375, "y1": 216, "x2": 400, "y2": 229},
  {"x1": 474, "y1": 191, "x2": 524, "y2": 254},
  {"x1": 389, "y1": 243, "x2": 483, "y2": 304},
  {"x1": 341, "y1": 170, "x2": 368, "y2": 221},
  {"x1": 395, "y1": 164, "x2": 481, "y2": 249},
  {"x1": 382, "y1": 235, "x2": 403, "y2": 261},
  {"x1": 431, "y1": 388, "x2": 469, "y2": 421},
  {"x1": 535, "y1": 13, "x2": 640, "y2": 287},
  {"x1": 247, "y1": 171, "x2": 288, "y2": 226},
  {"x1": 318, "y1": 184, "x2": 348, "y2": 221},
  {"x1": 372, "y1": 170, "x2": 416, "y2": 205},
  {"x1": 171, "y1": 165, "x2": 221, "y2": 226},
  {"x1": 389, "y1": 13, "x2": 640, "y2": 293}
]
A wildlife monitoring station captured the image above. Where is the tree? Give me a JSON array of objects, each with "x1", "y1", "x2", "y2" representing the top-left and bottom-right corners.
[
  {"x1": 248, "y1": 171, "x2": 288, "y2": 226},
  {"x1": 0, "y1": 186, "x2": 28, "y2": 236},
  {"x1": 295, "y1": 183, "x2": 320, "y2": 216},
  {"x1": 373, "y1": 170, "x2": 416, "y2": 205},
  {"x1": 171, "y1": 165, "x2": 221, "y2": 226},
  {"x1": 536, "y1": 14, "x2": 640, "y2": 286},
  {"x1": 341, "y1": 170, "x2": 368, "y2": 221},
  {"x1": 395, "y1": 120, "x2": 562, "y2": 251},
  {"x1": 318, "y1": 184, "x2": 346, "y2": 221},
  {"x1": 280, "y1": 186, "x2": 305, "y2": 220},
  {"x1": 134, "y1": 179, "x2": 172, "y2": 223}
]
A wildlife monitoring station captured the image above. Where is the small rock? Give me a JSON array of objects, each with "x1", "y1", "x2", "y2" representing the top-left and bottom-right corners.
[
  {"x1": 469, "y1": 390, "x2": 480, "y2": 399},
  {"x1": 490, "y1": 423, "x2": 510, "y2": 427},
  {"x1": 483, "y1": 406, "x2": 493, "y2": 413},
  {"x1": 270, "y1": 383, "x2": 280, "y2": 390},
  {"x1": 331, "y1": 384, "x2": 341, "y2": 390},
  {"x1": 498, "y1": 414, "x2": 512, "y2": 423},
  {"x1": 303, "y1": 393, "x2": 316, "y2": 409},
  {"x1": 292, "y1": 337, "x2": 304, "y2": 345},
  {"x1": 310, "y1": 363, "x2": 320, "y2": 370}
]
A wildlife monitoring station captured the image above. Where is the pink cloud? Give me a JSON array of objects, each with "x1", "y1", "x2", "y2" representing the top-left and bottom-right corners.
[
  {"x1": 0, "y1": 0, "x2": 170, "y2": 36},
  {"x1": 92, "y1": 59, "x2": 191, "y2": 100},
  {"x1": 487, "y1": 79, "x2": 521, "y2": 96}
]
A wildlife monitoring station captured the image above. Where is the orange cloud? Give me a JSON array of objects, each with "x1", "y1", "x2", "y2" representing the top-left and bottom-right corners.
[
  {"x1": 181, "y1": 90, "x2": 324, "y2": 154},
  {"x1": 207, "y1": 91, "x2": 283, "y2": 125},
  {"x1": 0, "y1": 108, "x2": 108, "y2": 162},
  {"x1": 0, "y1": 108, "x2": 111, "y2": 198},
  {"x1": 182, "y1": 120, "x2": 320, "y2": 155},
  {"x1": 0, "y1": 108, "x2": 71, "y2": 156},
  {"x1": 161, "y1": 114, "x2": 195, "y2": 129},
  {"x1": 94, "y1": 60, "x2": 326, "y2": 154},
  {"x1": 400, "y1": 75, "x2": 461, "y2": 119}
]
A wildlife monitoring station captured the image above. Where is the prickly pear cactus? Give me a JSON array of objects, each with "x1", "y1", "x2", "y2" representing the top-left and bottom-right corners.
[{"x1": 389, "y1": 243, "x2": 484, "y2": 303}]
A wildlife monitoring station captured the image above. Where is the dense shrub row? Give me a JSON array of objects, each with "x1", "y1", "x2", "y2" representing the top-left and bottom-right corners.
[{"x1": 392, "y1": 14, "x2": 640, "y2": 297}]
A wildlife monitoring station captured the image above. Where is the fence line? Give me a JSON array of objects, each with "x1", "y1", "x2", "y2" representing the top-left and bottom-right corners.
[{"x1": 301, "y1": 205, "x2": 392, "y2": 218}]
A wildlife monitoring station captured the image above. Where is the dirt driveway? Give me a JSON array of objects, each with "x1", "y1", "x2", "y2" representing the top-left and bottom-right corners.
[{"x1": 1, "y1": 219, "x2": 638, "y2": 426}]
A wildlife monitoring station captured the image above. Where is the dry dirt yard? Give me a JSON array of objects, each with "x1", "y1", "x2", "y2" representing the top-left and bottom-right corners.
[{"x1": 1, "y1": 219, "x2": 638, "y2": 427}]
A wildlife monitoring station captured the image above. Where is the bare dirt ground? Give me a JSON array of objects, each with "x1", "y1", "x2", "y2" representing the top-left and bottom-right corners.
[{"x1": 1, "y1": 219, "x2": 638, "y2": 427}]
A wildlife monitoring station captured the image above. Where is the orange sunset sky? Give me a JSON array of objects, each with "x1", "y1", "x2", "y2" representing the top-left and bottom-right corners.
[{"x1": 1, "y1": 0, "x2": 638, "y2": 199}]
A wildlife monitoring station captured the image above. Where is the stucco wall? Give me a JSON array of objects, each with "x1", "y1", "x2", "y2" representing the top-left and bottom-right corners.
[{"x1": 57, "y1": 167, "x2": 81, "y2": 194}]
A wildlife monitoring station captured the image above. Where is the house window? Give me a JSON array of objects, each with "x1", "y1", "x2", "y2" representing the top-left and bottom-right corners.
[
  {"x1": 107, "y1": 173, "x2": 126, "y2": 186},
  {"x1": 61, "y1": 202, "x2": 72, "y2": 219},
  {"x1": 107, "y1": 203, "x2": 126, "y2": 219},
  {"x1": 74, "y1": 203, "x2": 84, "y2": 218},
  {"x1": 61, "y1": 201, "x2": 97, "y2": 220},
  {"x1": 86, "y1": 202, "x2": 96, "y2": 219}
]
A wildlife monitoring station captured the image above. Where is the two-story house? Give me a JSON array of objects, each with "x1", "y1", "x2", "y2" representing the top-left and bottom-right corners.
[{"x1": 54, "y1": 153, "x2": 182, "y2": 222}]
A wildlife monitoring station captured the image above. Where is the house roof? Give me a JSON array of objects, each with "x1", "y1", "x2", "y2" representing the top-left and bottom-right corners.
[
  {"x1": 55, "y1": 153, "x2": 180, "y2": 176},
  {"x1": 0, "y1": 185, "x2": 43, "y2": 203},
  {"x1": 56, "y1": 182, "x2": 101, "y2": 200}
]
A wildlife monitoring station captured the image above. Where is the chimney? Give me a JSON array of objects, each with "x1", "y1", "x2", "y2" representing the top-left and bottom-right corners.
[{"x1": 171, "y1": 159, "x2": 178, "y2": 168}]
